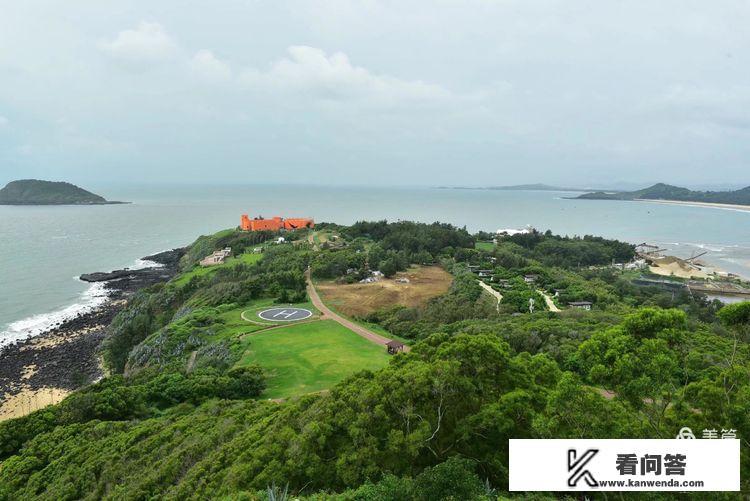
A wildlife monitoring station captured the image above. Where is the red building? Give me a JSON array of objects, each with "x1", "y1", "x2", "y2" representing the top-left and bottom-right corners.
[{"x1": 240, "y1": 214, "x2": 314, "y2": 232}]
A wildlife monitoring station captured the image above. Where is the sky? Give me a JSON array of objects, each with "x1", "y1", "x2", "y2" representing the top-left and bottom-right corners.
[{"x1": 1, "y1": 1, "x2": 749, "y2": 188}]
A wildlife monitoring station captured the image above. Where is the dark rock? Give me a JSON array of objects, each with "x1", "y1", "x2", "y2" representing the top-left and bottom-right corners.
[{"x1": 0, "y1": 247, "x2": 186, "y2": 403}]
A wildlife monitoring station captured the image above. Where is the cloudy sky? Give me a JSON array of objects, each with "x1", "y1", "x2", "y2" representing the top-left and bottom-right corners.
[{"x1": 1, "y1": 1, "x2": 749, "y2": 187}]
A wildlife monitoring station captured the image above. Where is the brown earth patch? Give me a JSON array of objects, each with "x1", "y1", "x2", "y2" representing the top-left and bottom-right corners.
[{"x1": 315, "y1": 266, "x2": 453, "y2": 317}]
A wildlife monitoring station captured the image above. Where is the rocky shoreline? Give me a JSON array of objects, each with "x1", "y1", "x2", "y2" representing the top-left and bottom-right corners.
[{"x1": 0, "y1": 248, "x2": 184, "y2": 420}]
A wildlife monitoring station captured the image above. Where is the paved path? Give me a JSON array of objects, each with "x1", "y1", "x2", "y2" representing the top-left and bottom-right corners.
[
  {"x1": 478, "y1": 281, "x2": 503, "y2": 311},
  {"x1": 306, "y1": 270, "x2": 409, "y2": 352},
  {"x1": 537, "y1": 290, "x2": 561, "y2": 312}
]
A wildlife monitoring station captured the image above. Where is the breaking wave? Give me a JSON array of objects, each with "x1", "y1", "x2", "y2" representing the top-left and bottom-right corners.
[{"x1": 0, "y1": 281, "x2": 110, "y2": 351}]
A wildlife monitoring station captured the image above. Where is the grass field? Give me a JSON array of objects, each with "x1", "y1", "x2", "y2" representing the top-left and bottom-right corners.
[
  {"x1": 235, "y1": 320, "x2": 390, "y2": 398},
  {"x1": 475, "y1": 241, "x2": 495, "y2": 251},
  {"x1": 315, "y1": 265, "x2": 453, "y2": 317},
  {"x1": 172, "y1": 252, "x2": 263, "y2": 287},
  {"x1": 239, "y1": 301, "x2": 320, "y2": 326}
]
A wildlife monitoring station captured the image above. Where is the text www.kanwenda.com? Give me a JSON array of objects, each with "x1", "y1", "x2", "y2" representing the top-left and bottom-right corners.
[{"x1": 598, "y1": 479, "x2": 705, "y2": 488}]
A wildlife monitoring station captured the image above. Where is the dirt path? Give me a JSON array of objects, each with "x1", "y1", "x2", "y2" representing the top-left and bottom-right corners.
[
  {"x1": 477, "y1": 281, "x2": 503, "y2": 311},
  {"x1": 537, "y1": 290, "x2": 561, "y2": 312},
  {"x1": 307, "y1": 231, "x2": 319, "y2": 251},
  {"x1": 306, "y1": 270, "x2": 409, "y2": 352}
]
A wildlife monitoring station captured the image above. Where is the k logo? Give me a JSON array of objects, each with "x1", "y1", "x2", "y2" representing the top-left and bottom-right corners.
[{"x1": 567, "y1": 449, "x2": 599, "y2": 487}]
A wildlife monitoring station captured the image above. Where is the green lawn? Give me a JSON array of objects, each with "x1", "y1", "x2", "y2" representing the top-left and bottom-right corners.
[
  {"x1": 172, "y1": 252, "x2": 263, "y2": 287},
  {"x1": 199, "y1": 300, "x2": 321, "y2": 340},
  {"x1": 238, "y1": 301, "x2": 320, "y2": 326},
  {"x1": 235, "y1": 320, "x2": 390, "y2": 399},
  {"x1": 475, "y1": 241, "x2": 495, "y2": 251}
]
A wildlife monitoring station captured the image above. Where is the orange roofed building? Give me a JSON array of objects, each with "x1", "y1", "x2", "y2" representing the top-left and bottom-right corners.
[{"x1": 240, "y1": 214, "x2": 314, "y2": 232}]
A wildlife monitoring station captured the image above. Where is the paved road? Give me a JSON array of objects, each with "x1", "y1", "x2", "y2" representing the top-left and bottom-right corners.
[{"x1": 305, "y1": 270, "x2": 410, "y2": 352}]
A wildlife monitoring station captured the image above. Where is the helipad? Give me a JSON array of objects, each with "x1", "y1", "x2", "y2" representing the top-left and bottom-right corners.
[{"x1": 257, "y1": 307, "x2": 313, "y2": 322}]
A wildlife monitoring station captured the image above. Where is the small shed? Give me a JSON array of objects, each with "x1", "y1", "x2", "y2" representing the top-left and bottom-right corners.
[
  {"x1": 568, "y1": 301, "x2": 593, "y2": 311},
  {"x1": 386, "y1": 340, "x2": 405, "y2": 355}
]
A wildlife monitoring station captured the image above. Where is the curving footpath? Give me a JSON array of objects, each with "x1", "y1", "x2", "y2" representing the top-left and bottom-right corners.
[
  {"x1": 305, "y1": 270, "x2": 410, "y2": 352},
  {"x1": 478, "y1": 281, "x2": 503, "y2": 311},
  {"x1": 537, "y1": 289, "x2": 561, "y2": 313}
]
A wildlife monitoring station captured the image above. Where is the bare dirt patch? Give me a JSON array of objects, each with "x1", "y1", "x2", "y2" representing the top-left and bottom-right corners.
[
  {"x1": 649, "y1": 256, "x2": 709, "y2": 279},
  {"x1": 316, "y1": 266, "x2": 453, "y2": 317}
]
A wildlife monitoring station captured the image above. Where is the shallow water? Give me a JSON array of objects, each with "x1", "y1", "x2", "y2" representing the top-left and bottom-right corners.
[{"x1": 1, "y1": 183, "x2": 749, "y2": 346}]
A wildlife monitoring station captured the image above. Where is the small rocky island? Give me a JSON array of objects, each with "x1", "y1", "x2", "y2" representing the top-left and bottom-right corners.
[{"x1": 0, "y1": 179, "x2": 127, "y2": 205}]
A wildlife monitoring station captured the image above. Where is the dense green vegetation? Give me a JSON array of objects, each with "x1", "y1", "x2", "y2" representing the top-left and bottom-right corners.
[
  {"x1": 0, "y1": 179, "x2": 121, "y2": 205},
  {"x1": 1, "y1": 221, "x2": 749, "y2": 500},
  {"x1": 578, "y1": 182, "x2": 750, "y2": 206}
]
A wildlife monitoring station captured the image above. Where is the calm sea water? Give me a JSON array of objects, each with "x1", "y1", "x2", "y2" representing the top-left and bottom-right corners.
[{"x1": 2, "y1": 184, "x2": 750, "y2": 347}]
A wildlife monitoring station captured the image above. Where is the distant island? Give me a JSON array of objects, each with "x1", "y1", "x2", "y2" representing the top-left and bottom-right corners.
[
  {"x1": 0, "y1": 179, "x2": 126, "y2": 205},
  {"x1": 576, "y1": 183, "x2": 750, "y2": 207},
  {"x1": 438, "y1": 183, "x2": 593, "y2": 192}
]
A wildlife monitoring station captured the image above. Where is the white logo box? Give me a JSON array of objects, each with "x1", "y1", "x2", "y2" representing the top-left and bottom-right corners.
[{"x1": 509, "y1": 439, "x2": 740, "y2": 492}]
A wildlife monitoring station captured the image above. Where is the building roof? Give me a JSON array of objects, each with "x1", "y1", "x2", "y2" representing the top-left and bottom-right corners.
[
  {"x1": 568, "y1": 301, "x2": 593, "y2": 306},
  {"x1": 386, "y1": 340, "x2": 405, "y2": 348}
]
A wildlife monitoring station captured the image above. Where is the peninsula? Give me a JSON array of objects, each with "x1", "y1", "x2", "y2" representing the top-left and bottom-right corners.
[
  {"x1": 576, "y1": 182, "x2": 750, "y2": 207},
  {"x1": 0, "y1": 179, "x2": 126, "y2": 205}
]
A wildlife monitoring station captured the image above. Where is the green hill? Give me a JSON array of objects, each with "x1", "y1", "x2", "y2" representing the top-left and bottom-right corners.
[
  {"x1": 577, "y1": 182, "x2": 750, "y2": 205},
  {"x1": 0, "y1": 179, "x2": 123, "y2": 205},
  {"x1": 1, "y1": 222, "x2": 749, "y2": 498}
]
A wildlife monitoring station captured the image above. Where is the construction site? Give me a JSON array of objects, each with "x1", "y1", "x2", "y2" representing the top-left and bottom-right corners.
[
  {"x1": 635, "y1": 243, "x2": 750, "y2": 298},
  {"x1": 636, "y1": 243, "x2": 715, "y2": 279}
]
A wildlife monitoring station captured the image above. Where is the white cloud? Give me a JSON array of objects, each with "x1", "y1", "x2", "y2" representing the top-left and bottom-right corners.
[
  {"x1": 99, "y1": 21, "x2": 178, "y2": 67},
  {"x1": 240, "y1": 46, "x2": 451, "y2": 103},
  {"x1": 189, "y1": 50, "x2": 231, "y2": 81}
]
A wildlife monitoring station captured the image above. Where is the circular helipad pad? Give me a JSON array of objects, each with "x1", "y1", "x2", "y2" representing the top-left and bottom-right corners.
[{"x1": 257, "y1": 307, "x2": 313, "y2": 322}]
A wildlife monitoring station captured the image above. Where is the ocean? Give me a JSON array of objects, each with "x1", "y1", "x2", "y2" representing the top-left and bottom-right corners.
[{"x1": 2, "y1": 183, "x2": 750, "y2": 348}]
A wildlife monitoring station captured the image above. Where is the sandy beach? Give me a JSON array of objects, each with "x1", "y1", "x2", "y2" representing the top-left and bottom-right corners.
[{"x1": 635, "y1": 198, "x2": 750, "y2": 213}]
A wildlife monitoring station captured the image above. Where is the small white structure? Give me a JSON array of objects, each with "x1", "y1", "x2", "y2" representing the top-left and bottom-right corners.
[
  {"x1": 360, "y1": 270, "x2": 384, "y2": 283},
  {"x1": 200, "y1": 247, "x2": 232, "y2": 267},
  {"x1": 624, "y1": 259, "x2": 647, "y2": 270},
  {"x1": 395, "y1": 277, "x2": 410, "y2": 284},
  {"x1": 496, "y1": 225, "x2": 534, "y2": 237},
  {"x1": 568, "y1": 301, "x2": 593, "y2": 311},
  {"x1": 276, "y1": 237, "x2": 286, "y2": 244}
]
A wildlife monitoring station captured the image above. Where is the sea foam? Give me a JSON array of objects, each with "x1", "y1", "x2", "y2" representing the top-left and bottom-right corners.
[
  {"x1": 0, "y1": 254, "x2": 164, "y2": 351},
  {"x1": 0, "y1": 281, "x2": 109, "y2": 351}
]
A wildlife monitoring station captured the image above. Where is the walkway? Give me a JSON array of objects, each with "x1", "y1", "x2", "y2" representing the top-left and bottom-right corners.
[
  {"x1": 537, "y1": 290, "x2": 561, "y2": 312},
  {"x1": 305, "y1": 270, "x2": 410, "y2": 352},
  {"x1": 478, "y1": 280, "x2": 503, "y2": 311}
]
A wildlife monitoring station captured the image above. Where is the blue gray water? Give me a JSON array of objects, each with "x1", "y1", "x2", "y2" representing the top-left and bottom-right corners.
[{"x1": 2, "y1": 184, "x2": 750, "y2": 346}]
